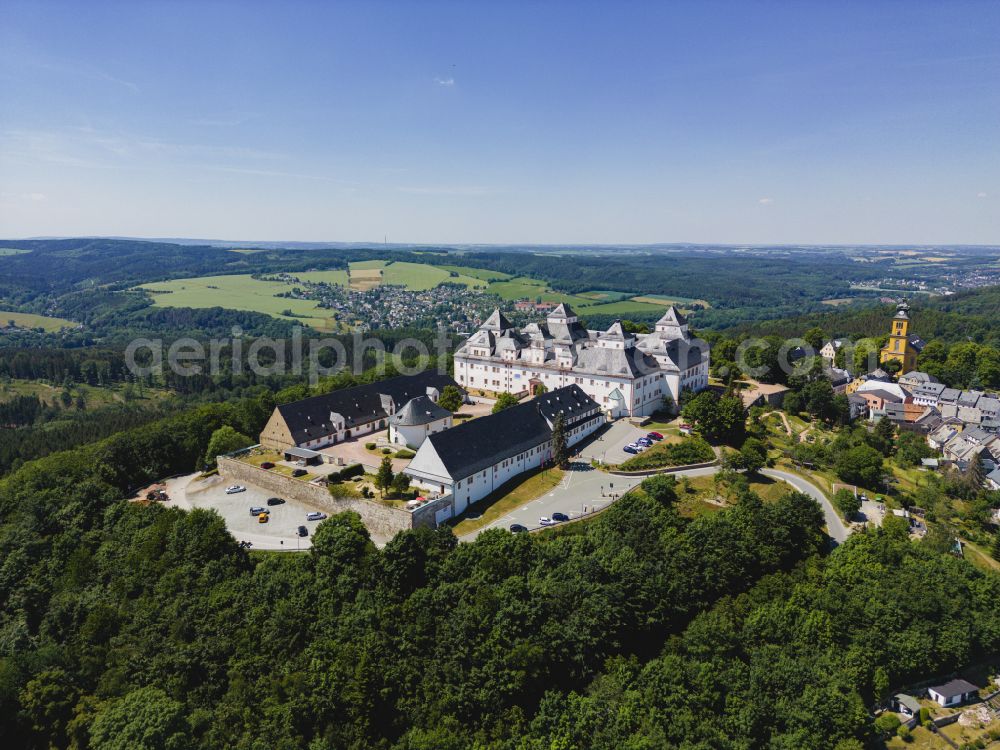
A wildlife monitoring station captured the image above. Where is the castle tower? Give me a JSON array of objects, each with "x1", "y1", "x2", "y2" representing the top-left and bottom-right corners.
[{"x1": 879, "y1": 301, "x2": 918, "y2": 374}]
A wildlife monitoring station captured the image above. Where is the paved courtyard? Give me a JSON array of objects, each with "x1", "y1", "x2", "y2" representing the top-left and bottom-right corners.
[
  {"x1": 162, "y1": 473, "x2": 325, "y2": 550},
  {"x1": 576, "y1": 420, "x2": 651, "y2": 465}
]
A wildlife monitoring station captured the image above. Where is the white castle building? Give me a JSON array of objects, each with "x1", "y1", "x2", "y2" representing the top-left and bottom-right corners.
[{"x1": 453, "y1": 303, "x2": 710, "y2": 418}]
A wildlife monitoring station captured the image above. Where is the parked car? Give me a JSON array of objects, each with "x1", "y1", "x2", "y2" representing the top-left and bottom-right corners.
[
  {"x1": 266, "y1": 497, "x2": 285, "y2": 506},
  {"x1": 623, "y1": 444, "x2": 640, "y2": 454},
  {"x1": 539, "y1": 516, "x2": 555, "y2": 526},
  {"x1": 291, "y1": 468, "x2": 308, "y2": 477},
  {"x1": 225, "y1": 485, "x2": 246, "y2": 494},
  {"x1": 257, "y1": 513, "x2": 269, "y2": 524},
  {"x1": 260, "y1": 461, "x2": 275, "y2": 469},
  {"x1": 509, "y1": 524, "x2": 528, "y2": 533},
  {"x1": 637, "y1": 437, "x2": 653, "y2": 447},
  {"x1": 297, "y1": 525, "x2": 308, "y2": 537},
  {"x1": 647, "y1": 431, "x2": 664, "y2": 440},
  {"x1": 306, "y1": 511, "x2": 327, "y2": 521},
  {"x1": 249, "y1": 506, "x2": 266, "y2": 516},
  {"x1": 295, "y1": 459, "x2": 307, "y2": 467},
  {"x1": 551, "y1": 512, "x2": 569, "y2": 522}
]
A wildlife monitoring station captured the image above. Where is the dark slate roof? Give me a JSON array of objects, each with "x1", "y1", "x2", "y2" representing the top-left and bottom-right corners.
[
  {"x1": 277, "y1": 371, "x2": 459, "y2": 444},
  {"x1": 657, "y1": 306, "x2": 687, "y2": 327},
  {"x1": 481, "y1": 308, "x2": 513, "y2": 331},
  {"x1": 929, "y1": 679, "x2": 979, "y2": 699},
  {"x1": 389, "y1": 395, "x2": 451, "y2": 427},
  {"x1": 422, "y1": 385, "x2": 599, "y2": 480}
]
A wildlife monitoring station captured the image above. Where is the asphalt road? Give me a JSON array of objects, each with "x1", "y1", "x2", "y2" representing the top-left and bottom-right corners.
[{"x1": 462, "y1": 463, "x2": 849, "y2": 545}]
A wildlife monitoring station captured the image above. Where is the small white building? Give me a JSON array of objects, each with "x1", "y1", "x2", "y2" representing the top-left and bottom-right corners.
[
  {"x1": 404, "y1": 385, "x2": 604, "y2": 517},
  {"x1": 388, "y1": 395, "x2": 453, "y2": 449},
  {"x1": 927, "y1": 679, "x2": 979, "y2": 708}
]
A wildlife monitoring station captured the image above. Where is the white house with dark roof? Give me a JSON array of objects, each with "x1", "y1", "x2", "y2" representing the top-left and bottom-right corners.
[
  {"x1": 404, "y1": 385, "x2": 603, "y2": 515},
  {"x1": 259, "y1": 371, "x2": 461, "y2": 450},
  {"x1": 453, "y1": 303, "x2": 709, "y2": 417},
  {"x1": 388, "y1": 395, "x2": 453, "y2": 449},
  {"x1": 927, "y1": 679, "x2": 980, "y2": 708}
]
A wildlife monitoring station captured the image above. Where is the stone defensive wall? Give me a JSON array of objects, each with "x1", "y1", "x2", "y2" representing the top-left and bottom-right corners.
[{"x1": 218, "y1": 456, "x2": 445, "y2": 540}]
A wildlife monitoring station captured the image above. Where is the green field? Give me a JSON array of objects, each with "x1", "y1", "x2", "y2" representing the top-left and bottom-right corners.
[
  {"x1": 350, "y1": 260, "x2": 488, "y2": 290},
  {"x1": 439, "y1": 264, "x2": 513, "y2": 282},
  {"x1": 575, "y1": 299, "x2": 667, "y2": 317},
  {"x1": 579, "y1": 290, "x2": 632, "y2": 302},
  {"x1": 0, "y1": 379, "x2": 170, "y2": 409},
  {"x1": 0, "y1": 248, "x2": 31, "y2": 256},
  {"x1": 0, "y1": 310, "x2": 77, "y2": 332},
  {"x1": 486, "y1": 276, "x2": 593, "y2": 306},
  {"x1": 631, "y1": 294, "x2": 711, "y2": 308},
  {"x1": 293, "y1": 269, "x2": 351, "y2": 286},
  {"x1": 139, "y1": 275, "x2": 338, "y2": 330}
]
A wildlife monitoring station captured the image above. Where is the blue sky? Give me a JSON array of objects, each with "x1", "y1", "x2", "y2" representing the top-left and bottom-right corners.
[{"x1": 1, "y1": 0, "x2": 997, "y2": 244}]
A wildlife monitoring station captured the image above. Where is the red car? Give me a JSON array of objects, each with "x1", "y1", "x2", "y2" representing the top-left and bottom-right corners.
[
  {"x1": 647, "y1": 431, "x2": 664, "y2": 440},
  {"x1": 260, "y1": 461, "x2": 275, "y2": 469}
]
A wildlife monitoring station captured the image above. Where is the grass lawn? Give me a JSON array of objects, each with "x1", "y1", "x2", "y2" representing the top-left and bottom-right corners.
[
  {"x1": 139, "y1": 274, "x2": 338, "y2": 330},
  {"x1": 884, "y1": 724, "x2": 948, "y2": 749},
  {"x1": 449, "y1": 467, "x2": 565, "y2": 535},
  {"x1": 0, "y1": 310, "x2": 77, "y2": 332},
  {"x1": 962, "y1": 540, "x2": 1000, "y2": 574},
  {"x1": 678, "y1": 473, "x2": 791, "y2": 508}
]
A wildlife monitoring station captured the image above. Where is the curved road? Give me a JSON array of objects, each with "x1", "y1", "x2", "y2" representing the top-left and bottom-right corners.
[{"x1": 463, "y1": 463, "x2": 849, "y2": 545}]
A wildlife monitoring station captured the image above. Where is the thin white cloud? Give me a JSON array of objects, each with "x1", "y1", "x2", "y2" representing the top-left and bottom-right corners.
[
  {"x1": 977, "y1": 192, "x2": 988, "y2": 199},
  {"x1": 758, "y1": 197, "x2": 774, "y2": 205},
  {"x1": 23, "y1": 192, "x2": 47, "y2": 201},
  {"x1": 434, "y1": 77, "x2": 455, "y2": 87}
]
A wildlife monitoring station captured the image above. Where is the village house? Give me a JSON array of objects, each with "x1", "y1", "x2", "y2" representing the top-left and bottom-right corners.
[
  {"x1": 404, "y1": 385, "x2": 603, "y2": 517},
  {"x1": 927, "y1": 679, "x2": 980, "y2": 708},
  {"x1": 259, "y1": 371, "x2": 462, "y2": 451},
  {"x1": 898, "y1": 370, "x2": 939, "y2": 389},
  {"x1": 454, "y1": 303, "x2": 709, "y2": 418},
  {"x1": 820, "y1": 339, "x2": 846, "y2": 366}
]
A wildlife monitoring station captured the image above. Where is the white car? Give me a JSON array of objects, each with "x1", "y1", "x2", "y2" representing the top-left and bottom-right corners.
[
  {"x1": 306, "y1": 511, "x2": 327, "y2": 521},
  {"x1": 225, "y1": 485, "x2": 246, "y2": 494},
  {"x1": 538, "y1": 516, "x2": 555, "y2": 526}
]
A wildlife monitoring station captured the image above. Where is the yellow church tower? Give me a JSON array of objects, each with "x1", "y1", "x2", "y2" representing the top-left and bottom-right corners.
[{"x1": 880, "y1": 301, "x2": 919, "y2": 374}]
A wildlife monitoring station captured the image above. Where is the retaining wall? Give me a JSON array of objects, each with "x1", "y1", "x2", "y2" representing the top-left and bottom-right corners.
[
  {"x1": 607, "y1": 459, "x2": 718, "y2": 477},
  {"x1": 218, "y1": 456, "x2": 426, "y2": 539}
]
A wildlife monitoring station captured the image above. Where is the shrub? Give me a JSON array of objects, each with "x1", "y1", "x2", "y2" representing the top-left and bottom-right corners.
[
  {"x1": 896, "y1": 724, "x2": 912, "y2": 742},
  {"x1": 395, "y1": 449, "x2": 415, "y2": 459},
  {"x1": 365, "y1": 442, "x2": 376, "y2": 450},
  {"x1": 618, "y1": 437, "x2": 715, "y2": 471},
  {"x1": 381, "y1": 447, "x2": 392, "y2": 455},
  {"x1": 328, "y1": 463, "x2": 364, "y2": 482}
]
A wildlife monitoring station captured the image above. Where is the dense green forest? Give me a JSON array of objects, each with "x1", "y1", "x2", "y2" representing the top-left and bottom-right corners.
[
  {"x1": 1, "y1": 389, "x2": 997, "y2": 748},
  {"x1": 3, "y1": 240, "x2": 1000, "y2": 748}
]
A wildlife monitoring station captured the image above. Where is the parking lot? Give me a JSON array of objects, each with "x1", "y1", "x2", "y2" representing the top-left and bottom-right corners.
[
  {"x1": 174, "y1": 473, "x2": 321, "y2": 550},
  {"x1": 576, "y1": 420, "x2": 652, "y2": 465}
]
